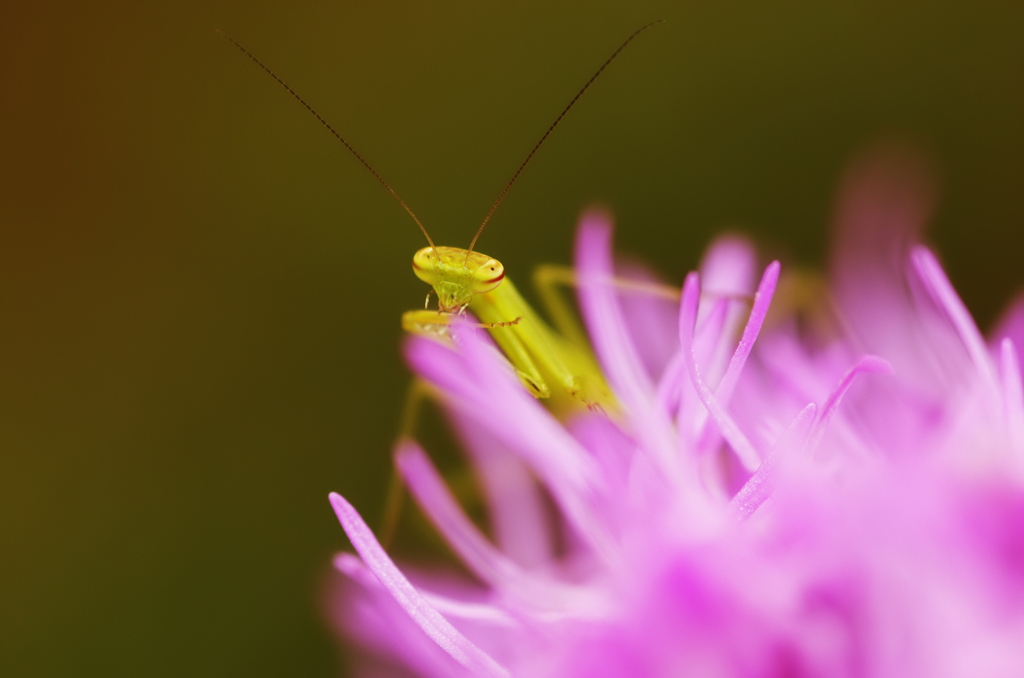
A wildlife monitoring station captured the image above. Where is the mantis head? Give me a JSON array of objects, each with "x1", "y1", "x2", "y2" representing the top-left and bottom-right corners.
[{"x1": 412, "y1": 246, "x2": 505, "y2": 313}]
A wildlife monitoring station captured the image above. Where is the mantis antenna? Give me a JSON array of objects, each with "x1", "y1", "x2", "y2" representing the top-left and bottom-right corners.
[
  {"x1": 464, "y1": 19, "x2": 663, "y2": 259},
  {"x1": 217, "y1": 29, "x2": 437, "y2": 251}
]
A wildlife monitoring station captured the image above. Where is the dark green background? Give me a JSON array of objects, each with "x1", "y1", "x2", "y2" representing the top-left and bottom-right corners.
[{"x1": 2, "y1": 1, "x2": 1021, "y2": 675}]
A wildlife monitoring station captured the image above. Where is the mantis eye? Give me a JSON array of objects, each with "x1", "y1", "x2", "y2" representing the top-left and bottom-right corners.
[
  {"x1": 411, "y1": 247, "x2": 440, "y2": 285},
  {"x1": 470, "y1": 257, "x2": 505, "y2": 294}
]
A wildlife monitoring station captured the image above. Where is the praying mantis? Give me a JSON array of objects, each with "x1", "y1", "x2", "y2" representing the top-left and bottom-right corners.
[{"x1": 220, "y1": 22, "x2": 662, "y2": 416}]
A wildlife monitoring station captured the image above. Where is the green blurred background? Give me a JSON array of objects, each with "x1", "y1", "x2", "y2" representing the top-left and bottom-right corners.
[{"x1": 2, "y1": 0, "x2": 1021, "y2": 675}]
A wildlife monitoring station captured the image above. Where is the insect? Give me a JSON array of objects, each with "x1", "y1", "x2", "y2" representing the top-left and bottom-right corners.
[{"x1": 219, "y1": 22, "x2": 661, "y2": 413}]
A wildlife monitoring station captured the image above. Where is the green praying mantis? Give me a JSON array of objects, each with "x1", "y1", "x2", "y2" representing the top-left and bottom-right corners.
[{"x1": 220, "y1": 22, "x2": 663, "y2": 417}]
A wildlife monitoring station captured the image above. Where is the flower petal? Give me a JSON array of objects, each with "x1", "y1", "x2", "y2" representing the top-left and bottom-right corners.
[
  {"x1": 574, "y1": 209, "x2": 656, "y2": 408},
  {"x1": 575, "y1": 210, "x2": 690, "y2": 486},
  {"x1": 730, "y1": 403, "x2": 817, "y2": 520},
  {"x1": 911, "y1": 246, "x2": 998, "y2": 392},
  {"x1": 998, "y1": 339, "x2": 1024, "y2": 457},
  {"x1": 805, "y1": 354, "x2": 892, "y2": 458},
  {"x1": 696, "y1": 261, "x2": 781, "y2": 454},
  {"x1": 329, "y1": 493, "x2": 510, "y2": 678},
  {"x1": 679, "y1": 271, "x2": 762, "y2": 471}
]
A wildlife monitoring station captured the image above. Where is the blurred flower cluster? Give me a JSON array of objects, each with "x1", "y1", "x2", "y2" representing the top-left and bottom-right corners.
[{"x1": 326, "y1": 149, "x2": 1024, "y2": 677}]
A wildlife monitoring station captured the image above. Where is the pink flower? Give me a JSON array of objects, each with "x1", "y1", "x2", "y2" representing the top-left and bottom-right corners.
[{"x1": 326, "y1": 148, "x2": 1024, "y2": 677}]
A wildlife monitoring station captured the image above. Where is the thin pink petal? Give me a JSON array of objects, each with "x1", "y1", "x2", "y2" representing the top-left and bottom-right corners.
[
  {"x1": 654, "y1": 352, "x2": 685, "y2": 418},
  {"x1": 991, "y1": 292, "x2": 1024, "y2": 357},
  {"x1": 575, "y1": 211, "x2": 689, "y2": 486},
  {"x1": 699, "y1": 234, "x2": 758, "y2": 297},
  {"x1": 574, "y1": 210, "x2": 655, "y2": 408},
  {"x1": 696, "y1": 261, "x2": 781, "y2": 452},
  {"x1": 830, "y1": 145, "x2": 935, "y2": 348},
  {"x1": 614, "y1": 260, "x2": 680, "y2": 382},
  {"x1": 714, "y1": 261, "x2": 781, "y2": 405},
  {"x1": 406, "y1": 332, "x2": 599, "y2": 496},
  {"x1": 692, "y1": 235, "x2": 759, "y2": 388},
  {"x1": 331, "y1": 553, "x2": 472, "y2": 678},
  {"x1": 418, "y1": 593, "x2": 520, "y2": 629},
  {"x1": 911, "y1": 246, "x2": 998, "y2": 391},
  {"x1": 395, "y1": 441, "x2": 524, "y2": 586},
  {"x1": 999, "y1": 339, "x2": 1024, "y2": 455},
  {"x1": 805, "y1": 355, "x2": 893, "y2": 457},
  {"x1": 679, "y1": 271, "x2": 762, "y2": 471},
  {"x1": 336, "y1": 553, "x2": 521, "y2": 630},
  {"x1": 404, "y1": 334, "x2": 485, "y2": 404},
  {"x1": 691, "y1": 297, "x2": 730, "y2": 375},
  {"x1": 447, "y1": 410, "x2": 554, "y2": 568},
  {"x1": 329, "y1": 493, "x2": 510, "y2": 678},
  {"x1": 730, "y1": 403, "x2": 817, "y2": 521},
  {"x1": 395, "y1": 441, "x2": 581, "y2": 607},
  {"x1": 409, "y1": 325, "x2": 619, "y2": 560}
]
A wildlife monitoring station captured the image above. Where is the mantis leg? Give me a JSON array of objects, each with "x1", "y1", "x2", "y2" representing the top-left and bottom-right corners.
[
  {"x1": 380, "y1": 378, "x2": 437, "y2": 547},
  {"x1": 380, "y1": 378, "x2": 491, "y2": 548},
  {"x1": 532, "y1": 263, "x2": 682, "y2": 341},
  {"x1": 534, "y1": 263, "x2": 765, "y2": 313},
  {"x1": 402, "y1": 309, "x2": 522, "y2": 334}
]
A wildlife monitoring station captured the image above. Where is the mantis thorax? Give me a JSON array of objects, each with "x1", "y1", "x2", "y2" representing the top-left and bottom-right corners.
[{"x1": 412, "y1": 246, "x2": 505, "y2": 313}]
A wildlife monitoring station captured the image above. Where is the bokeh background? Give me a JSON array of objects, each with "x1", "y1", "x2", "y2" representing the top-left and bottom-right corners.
[{"x1": 2, "y1": 1, "x2": 1022, "y2": 675}]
